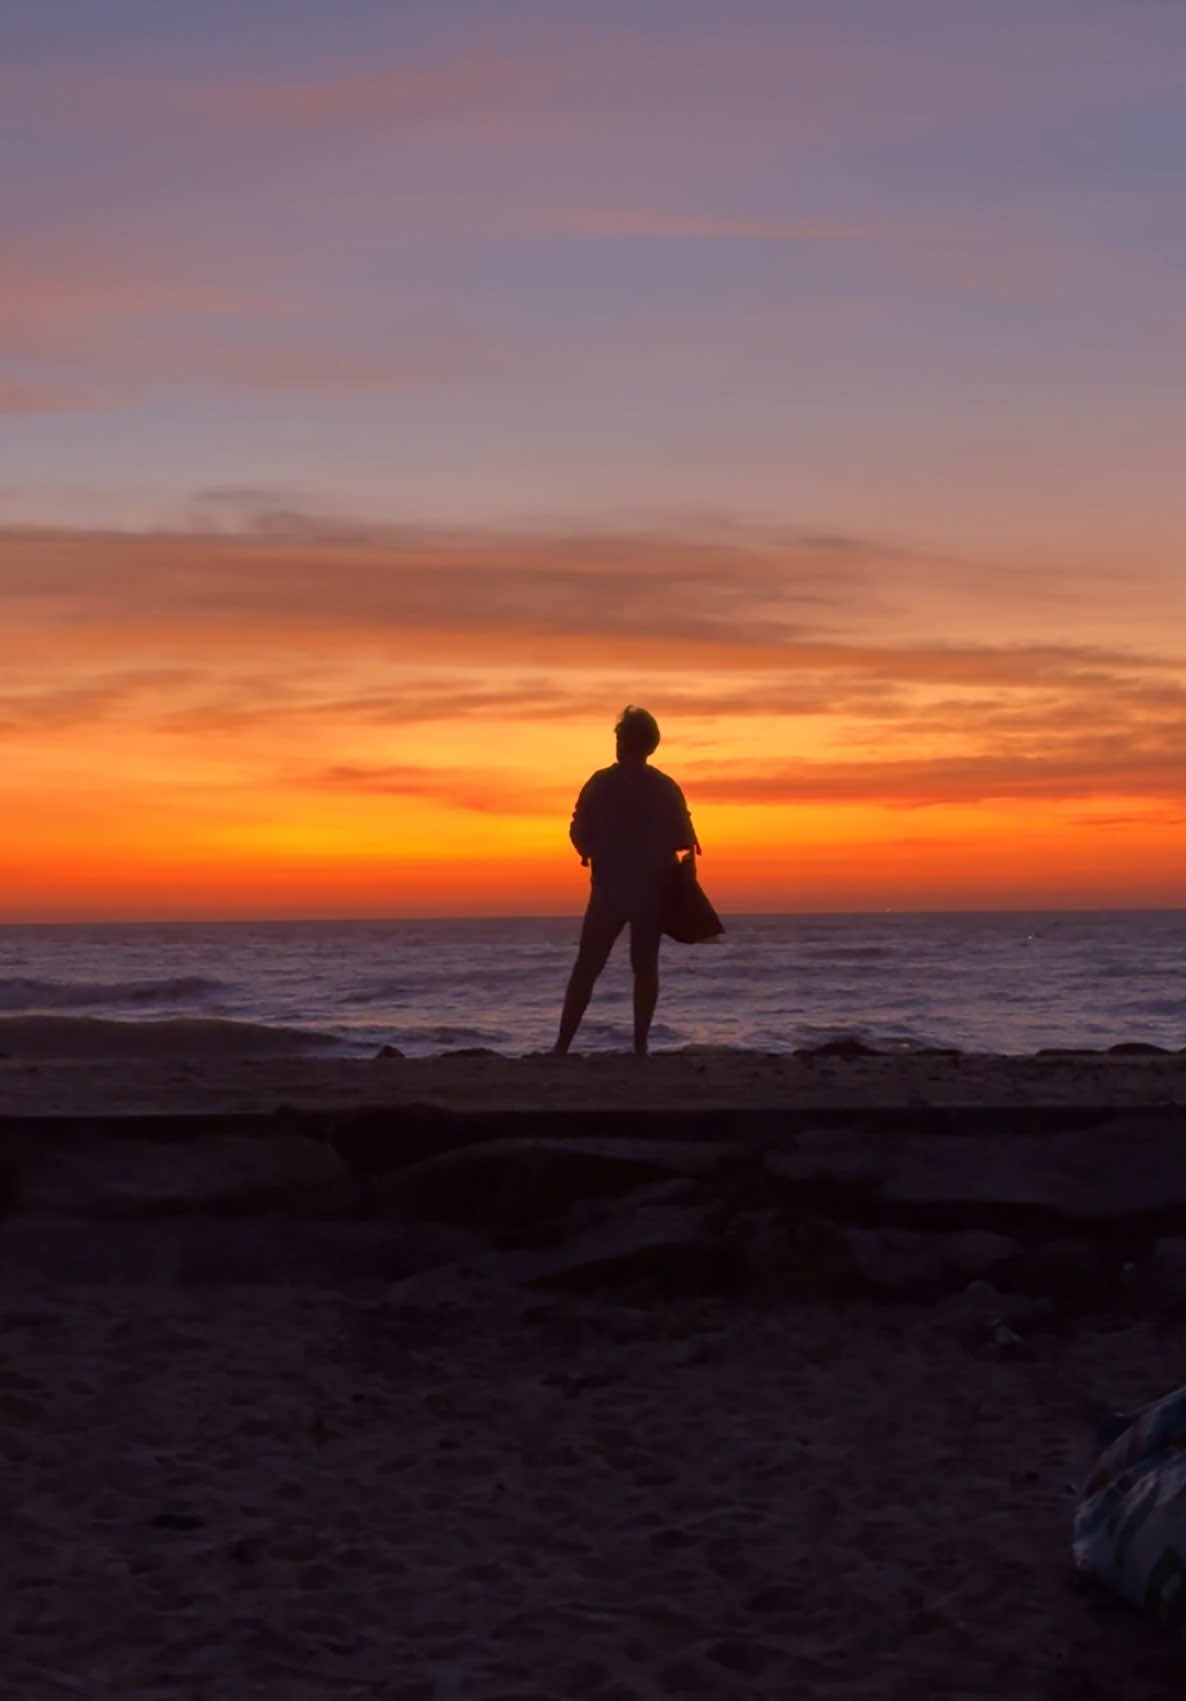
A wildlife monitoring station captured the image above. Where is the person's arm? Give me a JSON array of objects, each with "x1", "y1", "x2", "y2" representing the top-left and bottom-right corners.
[
  {"x1": 673, "y1": 784, "x2": 699, "y2": 854},
  {"x1": 569, "y1": 777, "x2": 597, "y2": 865}
]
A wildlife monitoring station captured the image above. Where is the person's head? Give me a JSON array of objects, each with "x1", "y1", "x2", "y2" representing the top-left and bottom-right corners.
[{"x1": 615, "y1": 705, "x2": 661, "y2": 762}]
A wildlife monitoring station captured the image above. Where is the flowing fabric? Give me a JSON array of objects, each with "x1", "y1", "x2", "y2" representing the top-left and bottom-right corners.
[{"x1": 660, "y1": 852, "x2": 725, "y2": 944}]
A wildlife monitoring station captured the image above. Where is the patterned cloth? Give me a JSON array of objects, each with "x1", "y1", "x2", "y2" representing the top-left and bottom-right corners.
[{"x1": 1073, "y1": 1381, "x2": 1186, "y2": 1632}]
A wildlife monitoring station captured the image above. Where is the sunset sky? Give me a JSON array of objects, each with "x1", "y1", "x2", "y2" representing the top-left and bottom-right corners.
[{"x1": 3, "y1": 0, "x2": 1184, "y2": 918}]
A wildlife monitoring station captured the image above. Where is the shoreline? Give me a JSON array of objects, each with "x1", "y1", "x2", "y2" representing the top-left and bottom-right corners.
[{"x1": 2, "y1": 1040, "x2": 1185, "y2": 1118}]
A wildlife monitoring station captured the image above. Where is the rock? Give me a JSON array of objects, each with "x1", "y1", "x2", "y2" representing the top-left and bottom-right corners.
[
  {"x1": 729, "y1": 1216, "x2": 1016, "y2": 1303},
  {"x1": 372, "y1": 1137, "x2": 732, "y2": 1236},
  {"x1": 764, "y1": 1132, "x2": 887, "y2": 1192},
  {"x1": 728, "y1": 1209, "x2": 862, "y2": 1301},
  {"x1": 520, "y1": 1206, "x2": 731, "y2": 1297},
  {"x1": 534, "y1": 1176, "x2": 703, "y2": 1248},
  {"x1": 991, "y1": 1321, "x2": 1026, "y2": 1351},
  {"x1": 19, "y1": 1134, "x2": 352, "y2": 1217},
  {"x1": 1108, "y1": 1042, "x2": 1170, "y2": 1056},
  {"x1": 172, "y1": 1219, "x2": 482, "y2": 1286},
  {"x1": 935, "y1": 1229, "x2": 1021, "y2": 1281},
  {"x1": 733, "y1": 1224, "x2": 1022, "y2": 1304},
  {"x1": 607, "y1": 1176, "x2": 703, "y2": 1212},
  {"x1": 331, "y1": 1103, "x2": 481, "y2": 1177},
  {"x1": 0, "y1": 1214, "x2": 481, "y2": 1285},
  {"x1": 374, "y1": 1044, "x2": 406, "y2": 1059},
  {"x1": 797, "y1": 1037, "x2": 878, "y2": 1060},
  {"x1": 841, "y1": 1226, "x2": 951, "y2": 1295},
  {"x1": 886, "y1": 1122, "x2": 1186, "y2": 1223}
]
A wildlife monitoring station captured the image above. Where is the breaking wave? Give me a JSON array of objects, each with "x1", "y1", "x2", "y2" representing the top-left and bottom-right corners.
[{"x1": 0, "y1": 975, "x2": 230, "y2": 1013}]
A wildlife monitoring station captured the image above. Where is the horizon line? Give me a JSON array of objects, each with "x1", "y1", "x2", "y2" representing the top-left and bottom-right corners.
[{"x1": 1, "y1": 903, "x2": 1185, "y2": 928}]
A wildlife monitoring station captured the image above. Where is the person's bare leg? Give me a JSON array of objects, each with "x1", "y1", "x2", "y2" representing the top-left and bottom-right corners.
[
  {"x1": 630, "y1": 922, "x2": 661, "y2": 1055},
  {"x1": 554, "y1": 904, "x2": 621, "y2": 1054}
]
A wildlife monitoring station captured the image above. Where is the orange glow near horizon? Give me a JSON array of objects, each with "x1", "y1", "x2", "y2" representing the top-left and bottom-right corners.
[
  {"x1": 4, "y1": 807, "x2": 1186, "y2": 922},
  {"x1": 3, "y1": 524, "x2": 1185, "y2": 921}
]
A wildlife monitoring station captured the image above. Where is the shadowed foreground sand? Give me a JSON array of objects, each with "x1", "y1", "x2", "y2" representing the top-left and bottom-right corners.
[
  {"x1": 6, "y1": 1041, "x2": 1186, "y2": 1697},
  {"x1": 6, "y1": 1265, "x2": 1185, "y2": 1699}
]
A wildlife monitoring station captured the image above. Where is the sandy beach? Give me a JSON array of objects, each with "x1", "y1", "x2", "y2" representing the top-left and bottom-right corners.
[
  {"x1": 11, "y1": 0, "x2": 1185, "y2": 1685},
  {"x1": 1, "y1": 1021, "x2": 1185, "y2": 1117},
  {"x1": 5, "y1": 1034, "x2": 1186, "y2": 1698}
]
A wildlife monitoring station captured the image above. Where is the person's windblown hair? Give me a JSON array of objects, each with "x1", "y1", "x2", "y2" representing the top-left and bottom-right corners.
[{"x1": 615, "y1": 705, "x2": 660, "y2": 757}]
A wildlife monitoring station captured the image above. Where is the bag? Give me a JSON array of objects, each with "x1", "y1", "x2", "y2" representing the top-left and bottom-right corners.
[{"x1": 660, "y1": 852, "x2": 725, "y2": 944}]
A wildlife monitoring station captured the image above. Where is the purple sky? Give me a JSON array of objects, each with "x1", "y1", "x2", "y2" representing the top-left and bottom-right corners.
[{"x1": 3, "y1": 0, "x2": 1184, "y2": 568}]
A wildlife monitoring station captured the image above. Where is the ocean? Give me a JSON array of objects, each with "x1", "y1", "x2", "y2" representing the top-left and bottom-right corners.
[{"x1": 0, "y1": 911, "x2": 1182, "y2": 1059}]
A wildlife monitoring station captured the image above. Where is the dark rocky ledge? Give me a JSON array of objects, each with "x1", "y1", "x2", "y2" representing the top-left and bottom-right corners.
[{"x1": 2, "y1": 1104, "x2": 1186, "y2": 1318}]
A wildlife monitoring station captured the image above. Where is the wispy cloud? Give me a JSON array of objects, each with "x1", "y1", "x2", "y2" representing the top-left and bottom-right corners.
[
  {"x1": 0, "y1": 378, "x2": 117, "y2": 417},
  {"x1": 0, "y1": 674, "x2": 180, "y2": 732},
  {"x1": 684, "y1": 735, "x2": 1186, "y2": 810},
  {"x1": 166, "y1": 335, "x2": 489, "y2": 397},
  {"x1": 0, "y1": 322, "x2": 491, "y2": 418},
  {"x1": 0, "y1": 522, "x2": 868, "y2": 652},
  {"x1": 296, "y1": 700, "x2": 1186, "y2": 813},
  {"x1": 1, "y1": 520, "x2": 1180, "y2": 668},
  {"x1": 25, "y1": 13, "x2": 1176, "y2": 146},
  {"x1": 3, "y1": 518, "x2": 1185, "y2": 819},
  {"x1": 0, "y1": 237, "x2": 254, "y2": 347},
  {"x1": 313, "y1": 762, "x2": 562, "y2": 814}
]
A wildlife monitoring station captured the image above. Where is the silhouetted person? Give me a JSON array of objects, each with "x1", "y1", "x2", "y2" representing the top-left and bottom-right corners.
[{"x1": 554, "y1": 706, "x2": 697, "y2": 1056}]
